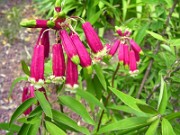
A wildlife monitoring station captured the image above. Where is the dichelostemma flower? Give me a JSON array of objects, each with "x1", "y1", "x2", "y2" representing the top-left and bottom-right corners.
[
  {"x1": 71, "y1": 34, "x2": 92, "y2": 74},
  {"x1": 118, "y1": 43, "x2": 125, "y2": 65},
  {"x1": 82, "y1": 22, "x2": 105, "y2": 56},
  {"x1": 130, "y1": 39, "x2": 144, "y2": 55},
  {"x1": 108, "y1": 40, "x2": 120, "y2": 58},
  {"x1": 129, "y1": 50, "x2": 138, "y2": 75},
  {"x1": 66, "y1": 57, "x2": 78, "y2": 89},
  {"x1": 59, "y1": 30, "x2": 80, "y2": 65}
]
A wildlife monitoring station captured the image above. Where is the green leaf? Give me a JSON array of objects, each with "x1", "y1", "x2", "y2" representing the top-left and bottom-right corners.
[
  {"x1": 145, "y1": 118, "x2": 160, "y2": 135},
  {"x1": 58, "y1": 96, "x2": 95, "y2": 125},
  {"x1": 135, "y1": 23, "x2": 148, "y2": 44},
  {"x1": 21, "y1": 60, "x2": 30, "y2": 76},
  {"x1": 89, "y1": 9, "x2": 104, "y2": 25},
  {"x1": 45, "y1": 121, "x2": 66, "y2": 135},
  {"x1": 28, "y1": 119, "x2": 41, "y2": 135},
  {"x1": 158, "y1": 76, "x2": 168, "y2": 114},
  {"x1": 146, "y1": 31, "x2": 167, "y2": 42},
  {"x1": 9, "y1": 76, "x2": 28, "y2": 97},
  {"x1": 28, "y1": 106, "x2": 42, "y2": 118},
  {"x1": 161, "y1": 118, "x2": 176, "y2": 135},
  {"x1": 52, "y1": 110, "x2": 90, "y2": 135},
  {"x1": 98, "y1": 117, "x2": 150, "y2": 134},
  {"x1": 9, "y1": 98, "x2": 36, "y2": 126},
  {"x1": 93, "y1": 64, "x2": 107, "y2": 90},
  {"x1": 169, "y1": 39, "x2": 180, "y2": 47},
  {"x1": 0, "y1": 123, "x2": 20, "y2": 132},
  {"x1": 136, "y1": 103, "x2": 158, "y2": 114},
  {"x1": 109, "y1": 87, "x2": 145, "y2": 112},
  {"x1": 18, "y1": 123, "x2": 31, "y2": 135},
  {"x1": 76, "y1": 89, "x2": 105, "y2": 110},
  {"x1": 164, "y1": 112, "x2": 180, "y2": 120},
  {"x1": 35, "y1": 91, "x2": 52, "y2": 118}
]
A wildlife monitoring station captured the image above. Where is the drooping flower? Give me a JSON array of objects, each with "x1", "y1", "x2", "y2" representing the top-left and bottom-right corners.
[
  {"x1": 65, "y1": 57, "x2": 78, "y2": 89},
  {"x1": 59, "y1": 30, "x2": 80, "y2": 64},
  {"x1": 118, "y1": 43, "x2": 124, "y2": 65},
  {"x1": 124, "y1": 45, "x2": 129, "y2": 67},
  {"x1": 22, "y1": 86, "x2": 35, "y2": 115},
  {"x1": 129, "y1": 50, "x2": 138, "y2": 74},
  {"x1": 71, "y1": 34, "x2": 92, "y2": 69},
  {"x1": 52, "y1": 43, "x2": 65, "y2": 77},
  {"x1": 30, "y1": 45, "x2": 44, "y2": 82},
  {"x1": 108, "y1": 40, "x2": 120, "y2": 58},
  {"x1": 82, "y1": 22, "x2": 104, "y2": 54},
  {"x1": 130, "y1": 39, "x2": 143, "y2": 55}
]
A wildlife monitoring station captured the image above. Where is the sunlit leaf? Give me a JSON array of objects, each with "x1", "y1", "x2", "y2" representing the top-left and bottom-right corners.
[
  {"x1": 45, "y1": 121, "x2": 66, "y2": 135},
  {"x1": 161, "y1": 118, "x2": 176, "y2": 135}
]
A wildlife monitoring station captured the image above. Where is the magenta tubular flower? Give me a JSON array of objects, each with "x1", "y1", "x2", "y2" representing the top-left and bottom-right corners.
[
  {"x1": 82, "y1": 22, "x2": 103, "y2": 53},
  {"x1": 124, "y1": 45, "x2": 129, "y2": 67},
  {"x1": 134, "y1": 49, "x2": 140, "y2": 62},
  {"x1": 105, "y1": 44, "x2": 111, "y2": 51},
  {"x1": 66, "y1": 57, "x2": 78, "y2": 88},
  {"x1": 59, "y1": 30, "x2": 80, "y2": 64},
  {"x1": 129, "y1": 50, "x2": 137, "y2": 72},
  {"x1": 52, "y1": 43, "x2": 65, "y2": 77},
  {"x1": 35, "y1": 20, "x2": 48, "y2": 28},
  {"x1": 116, "y1": 29, "x2": 123, "y2": 36},
  {"x1": 108, "y1": 40, "x2": 120, "y2": 57},
  {"x1": 22, "y1": 86, "x2": 35, "y2": 115},
  {"x1": 37, "y1": 28, "x2": 50, "y2": 59},
  {"x1": 30, "y1": 45, "x2": 45, "y2": 81},
  {"x1": 71, "y1": 34, "x2": 92, "y2": 68},
  {"x1": 118, "y1": 43, "x2": 124, "y2": 65},
  {"x1": 130, "y1": 39, "x2": 143, "y2": 55}
]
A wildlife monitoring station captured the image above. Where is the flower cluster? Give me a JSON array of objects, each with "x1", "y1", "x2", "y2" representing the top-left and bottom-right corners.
[{"x1": 108, "y1": 29, "x2": 143, "y2": 75}]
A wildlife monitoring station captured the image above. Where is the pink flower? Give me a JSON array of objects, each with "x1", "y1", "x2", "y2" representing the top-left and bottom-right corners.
[
  {"x1": 71, "y1": 34, "x2": 92, "y2": 68},
  {"x1": 30, "y1": 45, "x2": 44, "y2": 81},
  {"x1": 118, "y1": 43, "x2": 124, "y2": 64},
  {"x1": 116, "y1": 29, "x2": 123, "y2": 36},
  {"x1": 59, "y1": 30, "x2": 80, "y2": 64},
  {"x1": 35, "y1": 20, "x2": 48, "y2": 28},
  {"x1": 82, "y1": 22, "x2": 103, "y2": 53},
  {"x1": 52, "y1": 43, "x2": 65, "y2": 77},
  {"x1": 129, "y1": 50, "x2": 137, "y2": 72},
  {"x1": 124, "y1": 45, "x2": 129, "y2": 67},
  {"x1": 66, "y1": 57, "x2": 78, "y2": 88},
  {"x1": 22, "y1": 86, "x2": 35, "y2": 115},
  {"x1": 130, "y1": 39, "x2": 143, "y2": 55},
  {"x1": 108, "y1": 40, "x2": 120, "y2": 57}
]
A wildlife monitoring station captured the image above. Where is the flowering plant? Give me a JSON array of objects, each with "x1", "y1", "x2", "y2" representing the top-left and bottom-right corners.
[{"x1": 1, "y1": 0, "x2": 180, "y2": 135}]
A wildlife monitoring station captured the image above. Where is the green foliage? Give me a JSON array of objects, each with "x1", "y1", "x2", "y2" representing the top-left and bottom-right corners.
[{"x1": 1, "y1": 0, "x2": 180, "y2": 135}]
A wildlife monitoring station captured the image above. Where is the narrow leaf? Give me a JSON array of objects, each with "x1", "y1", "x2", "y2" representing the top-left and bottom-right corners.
[
  {"x1": 9, "y1": 98, "x2": 36, "y2": 126},
  {"x1": 76, "y1": 89, "x2": 105, "y2": 110},
  {"x1": 158, "y1": 77, "x2": 168, "y2": 114},
  {"x1": 52, "y1": 110, "x2": 90, "y2": 135},
  {"x1": 45, "y1": 121, "x2": 66, "y2": 135},
  {"x1": 21, "y1": 60, "x2": 30, "y2": 76},
  {"x1": 109, "y1": 87, "x2": 145, "y2": 112},
  {"x1": 145, "y1": 118, "x2": 160, "y2": 135},
  {"x1": 136, "y1": 103, "x2": 158, "y2": 114},
  {"x1": 94, "y1": 64, "x2": 107, "y2": 90},
  {"x1": 161, "y1": 118, "x2": 176, "y2": 135},
  {"x1": 146, "y1": 31, "x2": 167, "y2": 42},
  {"x1": 35, "y1": 91, "x2": 52, "y2": 118},
  {"x1": 28, "y1": 119, "x2": 41, "y2": 135},
  {"x1": 9, "y1": 76, "x2": 28, "y2": 97},
  {"x1": 0, "y1": 123, "x2": 20, "y2": 132},
  {"x1": 18, "y1": 123, "x2": 31, "y2": 135},
  {"x1": 58, "y1": 96, "x2": 95, "y2": 125},
  {"x1": 98, "y1": 117, "x2": 150, "y2": 134},
  {"x1": 164, "y1": 112, "x2": 180, "y2": 120}
]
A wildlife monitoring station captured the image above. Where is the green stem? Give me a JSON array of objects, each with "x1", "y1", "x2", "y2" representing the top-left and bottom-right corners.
[{"x1": 96, "y1": 63, "x2": 120, "y2": 132}]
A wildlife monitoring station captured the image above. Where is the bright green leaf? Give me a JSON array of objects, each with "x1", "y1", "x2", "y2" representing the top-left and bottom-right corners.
[
  {"x1": 0, "y1": 123, "x2": 20, "y2": 132},
  {"x1": 164, "y1": 112, "x2": 180, "y2": 120},
  {"x1": 98, "y1": 117, "x2": 150, "y2": 134},
  {"x1": 76, "y1": 89, "x2": 105, "y2": 110},
  {"x1": 93, "y1": 64, "x2": 107, "y2": 90},
  {"x1": 21, "y1": 60, "x2": 30, "y2": 76},
  {"x1": 161, "y1": 118, "x2": 176, "y2": 135},
  {"x1": 58, "y1": 96, "x2": 95, "y2": 125},
  {"x1": 9, "y1": 98, "x2": 36, "y2": 126},
  {"x1": 45, "y1": 121, "x2": 66, "y2": 135},
  {"x1": 146, "y1": 31, "x2": 167, "y2": 42},
  {"x1": 35, "y1": 91, "x2": 52, "y2": 118},
  {"x1": 136, "y1": 103, "x2": 158, "y2": 114},
  {"x1": 145, "y1": 118, "x2": 160, "y2": 135},
  {"x1": 18, "y1": 123, "x2": 31, "y2": 135},
  {"x1": 28, "y1": 119, "x2": 41, "y2": 135}
]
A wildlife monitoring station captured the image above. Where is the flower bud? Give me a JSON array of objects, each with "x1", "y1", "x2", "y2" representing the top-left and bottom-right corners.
[
  {"x1": 124, "y1": 45, "x2": 129, "y2": 67},
  {"x1": 59, "y1": 30, "x2": 80, "y2": 64},
  {"x1": 30, "y1": 45, "x2": 44, "y2": 82},
  {"x1": 66, "y1": 57, "x2": 78, "y2": 89},
  {"x1": 82, "y1": 22, "x2": 103, "y2": 53},
  {"x1": 130, "y1": 39, "x2": 143, "y2": 55},
  {"x1": 71, "y1": 34, "x2": 92, "y2": 68},
  {"x1": 118, "y1": 43, "x2": 124, "y2": 65},
  {"x1": 52, "y1": 43, "x2": 65, "y2": 77},
  {"x1": 129, "y1": 50, "x2": 138, "y2": 73},
  {"x1": 108, "y1": 40, "x2": 120, "y2": 58}
]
